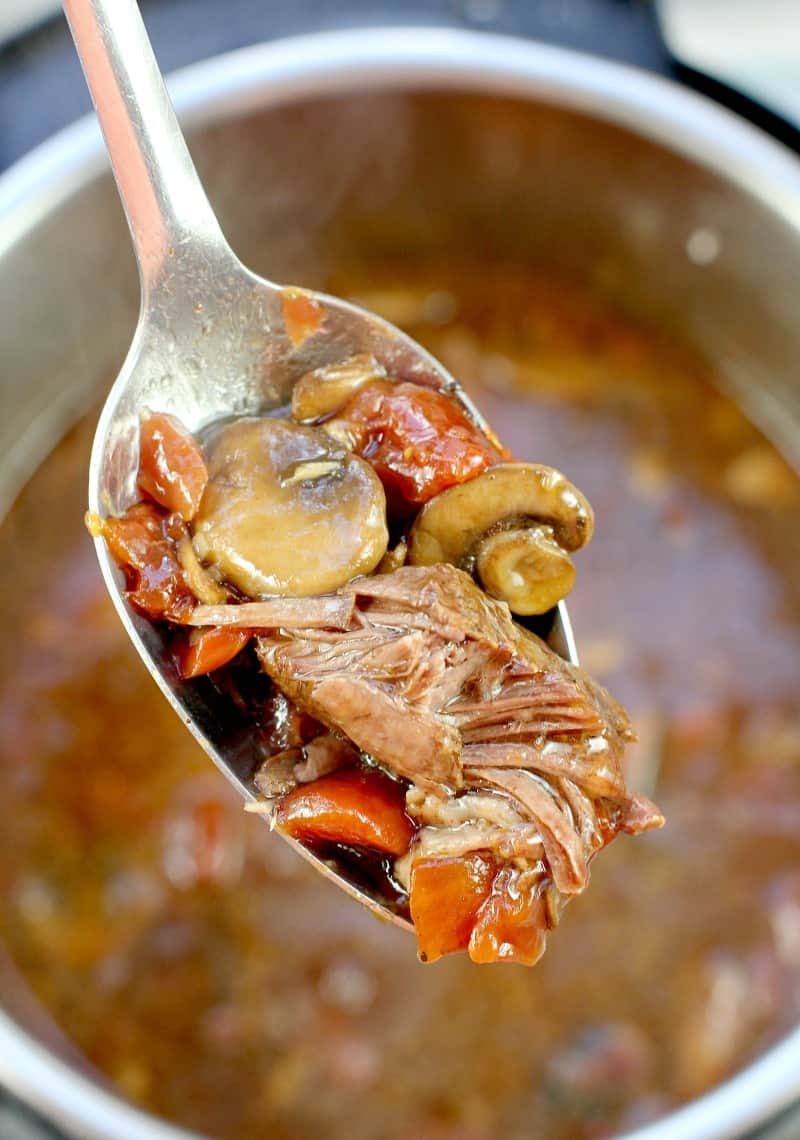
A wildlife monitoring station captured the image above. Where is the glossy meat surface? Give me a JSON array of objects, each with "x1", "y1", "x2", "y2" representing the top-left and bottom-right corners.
[{"x1": 256, "y1": 562, "x2": 660, "y2": 957}]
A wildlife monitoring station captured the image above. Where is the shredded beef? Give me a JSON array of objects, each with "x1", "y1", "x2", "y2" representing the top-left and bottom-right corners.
[
  {"x1": 294, "y1": 734, "x2": 358, "y2": 783},
  {"x1": 251, "y1": 563, "x2": 663, "y2": 920}
]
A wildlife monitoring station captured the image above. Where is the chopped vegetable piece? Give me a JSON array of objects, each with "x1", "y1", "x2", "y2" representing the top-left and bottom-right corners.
[
  {"x1": 410, "y1": 853, "x2": 496, "y2": 963},
  {"x1": 276, "y1": 767, "x2": 415, "y2": 856},
  {"x1": 292, "y1": 353, "x2": 387, "y2": 422},
  {"x1": 281, "y1": 287, "x2": 324, "y2": 347},
  {"x1": 468, "y1": 867, "x2": 549, "y2": 966},
  {"x1": 86, "y1": 503, "x2": 195, "y2": 622},
  {"x1": 176, "y1": 627, "x2": 251, "y2": 679},
  {"x1": 138, "y1": 412, "x2": 208, "y2": 521},
  {"x1": 176, "y1": 536, "x2": 227, "y2": 605},
  {"x1": 325, "y1": 380, "x2": 504, "y2": 509}
]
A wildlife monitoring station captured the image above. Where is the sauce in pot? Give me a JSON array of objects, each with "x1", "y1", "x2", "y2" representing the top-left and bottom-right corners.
[{"x1": 0, "y1": 260, "x2": 798, "y2": 1140}]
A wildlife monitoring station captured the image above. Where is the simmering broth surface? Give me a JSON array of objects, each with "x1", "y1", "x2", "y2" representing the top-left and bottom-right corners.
[{"x1": 0, "y1": 261, "x2": 798, "y2": 1140}]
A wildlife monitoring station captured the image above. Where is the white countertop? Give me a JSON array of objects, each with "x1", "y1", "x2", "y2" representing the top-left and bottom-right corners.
[
  {"x1": 0, "y1": 0, "x2": 61, "y2": 43},
  {"x1": 656, "y1": 0, "x2": 800, "y2": 128}
]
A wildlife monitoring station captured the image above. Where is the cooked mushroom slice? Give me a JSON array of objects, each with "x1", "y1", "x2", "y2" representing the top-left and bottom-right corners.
[
  {"x1": 476, "y1": 526, "x2": 576, "y2": 615},
  {"x1": 291, "y1": 353, "x2": 387, "y2": 423},
  {"x1": 407, "y1": 463, "x2": 593, "y2": 613},
  {"x1": 193, "y1": 417, "x2": 388, "y2": 597},
  {"x1": 376, "y1": 539, "x2": 408, "y2": 575}
]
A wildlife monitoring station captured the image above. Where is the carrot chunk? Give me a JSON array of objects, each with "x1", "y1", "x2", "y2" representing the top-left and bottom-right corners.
[
  {"x1": 176, "y1": 627, "x2": 251, "y2": 679},
  {"x1": 409, "y1": 853, "x2": 496, "y2": 963},
  {"x1": 468, "y1": 867, "x2": 549, "y2": 966},
  {"x1": 327, "y1": 380, "x2": 503, "y2": 509},
  {"x1": 276, "y1": 767, "x2": 414, "y2": 856},
  {"x1": 138, "y1": 412, "x2": 208, "y2": 521}
]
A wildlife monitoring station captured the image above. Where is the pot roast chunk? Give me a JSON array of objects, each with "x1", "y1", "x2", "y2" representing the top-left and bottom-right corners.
[{"x1": 249, "y1": 563, "x2": 662, "y2": 963}]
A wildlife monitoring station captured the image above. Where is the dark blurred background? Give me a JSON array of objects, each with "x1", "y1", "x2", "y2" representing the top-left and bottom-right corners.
[{"x1": 0, "y1": 0, "x2": 798, "y2": 175}]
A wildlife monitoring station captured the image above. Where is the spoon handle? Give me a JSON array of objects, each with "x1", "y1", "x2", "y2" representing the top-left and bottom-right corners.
[{"x1": 63, "y1": 0, "x2": 235, "y2": 299}]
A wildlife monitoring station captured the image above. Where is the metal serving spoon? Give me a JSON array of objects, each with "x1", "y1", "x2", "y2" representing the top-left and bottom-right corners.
[{"x1": 67, "y1": 0, "x2": 578, "y2": 927}]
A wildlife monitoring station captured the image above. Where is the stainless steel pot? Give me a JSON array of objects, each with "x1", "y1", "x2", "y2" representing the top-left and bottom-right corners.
[{"x1": 0, "y1": 26, "x2": 798, "y2": 1140}]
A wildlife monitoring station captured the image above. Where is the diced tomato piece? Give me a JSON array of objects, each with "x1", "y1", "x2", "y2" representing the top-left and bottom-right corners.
[
  {"x1": 409, "y1": 852, "x2": 496, "y2": 963},
  {"x1": 276, "y1": 767, "x2": 414, "y2": 856},
  {"x1": 468, "y1": 867, "x2": 549, "y2": 966},
  {"x1": 138, "y1": 412, "x2": 208, "y2": 520},
  {"x1": 176, "y1": 627, "x2": 251, "y2": 679},
  {"x1": 90, "y1": 502, "x2": 195, "y2": 622},
  {"x1": 327, "y1": 380, "x2": 504, "y2": 510}
]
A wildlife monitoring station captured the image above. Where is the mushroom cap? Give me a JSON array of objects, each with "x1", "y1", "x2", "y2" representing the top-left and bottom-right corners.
[
  {"x1": 291, "y1": 353, "x2": 387, "y2": 423},
  {"x1": 407, "y1": 462, "x2": 594, "y2": 570},
  {"x1": 476, "y1": 526, "x2": 576, "y2": 616},
  {"x1": 193, "y1": 417, "x2": 388, "y2": 597}
]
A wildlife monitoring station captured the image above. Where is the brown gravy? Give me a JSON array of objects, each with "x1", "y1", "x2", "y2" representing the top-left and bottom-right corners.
[{"x1": 0, "y1": 259, "x2": 798, "y2": 1140}]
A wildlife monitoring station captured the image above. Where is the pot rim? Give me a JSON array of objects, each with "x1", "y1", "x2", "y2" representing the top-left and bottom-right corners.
[{"x1": 0, "y1": 25, "x2": 798, "y2": 1140}]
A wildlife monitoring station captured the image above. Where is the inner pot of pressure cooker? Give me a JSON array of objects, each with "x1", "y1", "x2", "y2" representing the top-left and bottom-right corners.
[{"x1": 0, "y1": 75, "x2": 798, "y2": 1140}]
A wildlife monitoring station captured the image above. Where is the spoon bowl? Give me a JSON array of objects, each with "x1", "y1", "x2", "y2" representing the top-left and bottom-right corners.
[{"x1": 67, "y1": 0, "x2": 578, "y2": 926}]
